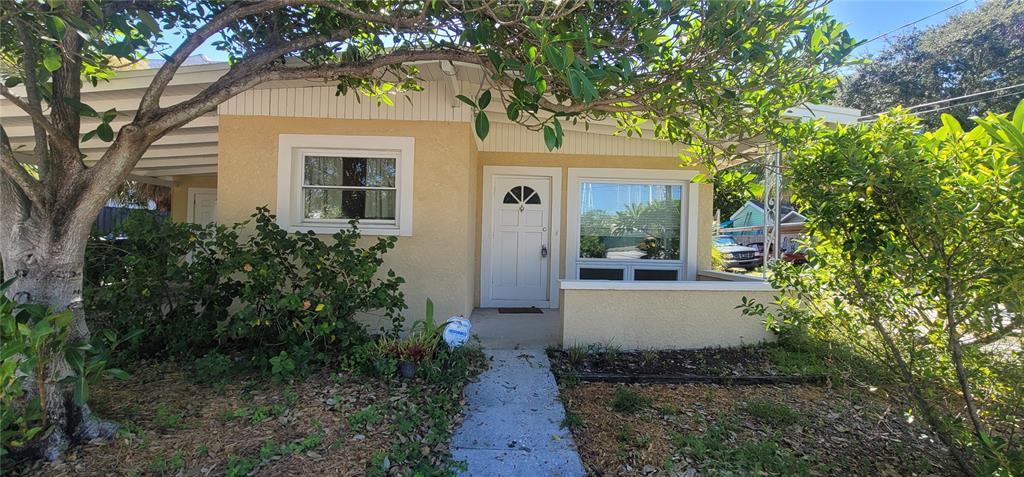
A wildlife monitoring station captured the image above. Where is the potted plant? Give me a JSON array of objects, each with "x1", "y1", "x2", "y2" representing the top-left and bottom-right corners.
[
  {"x1": 375, "y1": 299, "x2": 443, "y2": 379},
  {"x1": 397, "y1": 332, "x2": 436, "y2": 378}
]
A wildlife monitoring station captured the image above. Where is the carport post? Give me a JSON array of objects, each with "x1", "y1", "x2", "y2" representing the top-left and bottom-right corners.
[{"x1": 763, "y1": 148, "x2": 782, "y2": 268}]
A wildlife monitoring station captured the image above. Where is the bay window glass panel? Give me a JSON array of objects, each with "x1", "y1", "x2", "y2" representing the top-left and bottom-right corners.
[
  {"x1": 304, "y1": 156, "x2": 396, "y2": 187},
  {"x1": 303, "y1": 189, "x2": 396, "y2": 220},
  {"x1": 579, "y1": 182, "x2": 682, "y2": 260},
  {"x1": 579, "y1": 268, "x2": 625, "y2": 280},
  {"x1": 634, "y1": 269, "x2": 680, "y2": 281}
]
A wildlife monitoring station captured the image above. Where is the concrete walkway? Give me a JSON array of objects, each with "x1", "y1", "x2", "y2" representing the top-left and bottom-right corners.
[{"x1": 452, "y1": 347, "x2": 586, "y2": 476}]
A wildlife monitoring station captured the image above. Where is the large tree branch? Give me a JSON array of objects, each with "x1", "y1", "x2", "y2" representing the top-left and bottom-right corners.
[
  {"x1": 14, "y1": 19, "x2": 50, "y2": 181},
  {"x1": 138, "y1": 0, "x2": 305, "y2": 118},
  {"x1": 310, "y1": 0, "x2": 431, "y2": 28},
  {"x1": 0, "y1": 127, "x2": 46, "y2": 206},
  {"x1": 139, "y1": 0, "x2": 444, "y2": 119},
  {"x1": 47, "y1": 1, "x2": 87, "y2": 177},
  {"x1": 0, "y1": 87, "x2": 77, "y2": 153}
]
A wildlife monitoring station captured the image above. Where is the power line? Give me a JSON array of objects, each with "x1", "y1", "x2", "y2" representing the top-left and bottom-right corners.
[
  {"x1": 858, "y1": 82, "x2": 1024, "y2": 120},
  {"x1": 900, "y1": 89, "x2": 1024, "y2": 117},
  {"x1": 859, "y1": 0, "x2": 970, "y2": 47}
]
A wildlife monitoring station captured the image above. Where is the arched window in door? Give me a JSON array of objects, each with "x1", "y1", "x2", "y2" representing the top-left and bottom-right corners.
[{"x1": 502, "y1": 186, "x2": 541, "y2": 205}]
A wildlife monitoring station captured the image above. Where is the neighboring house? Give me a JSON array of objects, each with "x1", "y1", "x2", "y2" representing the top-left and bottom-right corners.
[
  {"x1": 725, "y1": 200, "x2": 807, "y2": 253},
  {"x1": 94, "y1": 200, "x2": 164, "y2": 237},
  {"x1": 1, "y1": 61, "x2": 859, "y2": 349}
]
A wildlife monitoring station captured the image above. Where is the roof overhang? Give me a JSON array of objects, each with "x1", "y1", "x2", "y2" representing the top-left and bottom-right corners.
[{"x1": 1, "y1": 59, "x2": 861, "y2": 182}]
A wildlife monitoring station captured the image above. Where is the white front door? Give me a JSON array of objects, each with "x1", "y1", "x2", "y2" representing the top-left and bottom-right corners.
[
  {"x1": 482, "y1": 168, "x2": 560, "y2": 308},
  {"x1": 188, "y1": 188, "x2": 217, "y2": 224}
]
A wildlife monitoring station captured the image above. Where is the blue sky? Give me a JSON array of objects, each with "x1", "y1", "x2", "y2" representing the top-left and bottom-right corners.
[
  {"x1": 829, "y1": 0, "x2": 979, "y2": 57},
  {"x1": 171, "y1": 1, "x2": 980, "y2": 67}
]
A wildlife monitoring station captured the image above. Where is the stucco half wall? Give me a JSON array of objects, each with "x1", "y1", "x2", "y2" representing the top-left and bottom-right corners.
[{"x1": 560, "y1": 281, "x2": 776, "y2": 350}]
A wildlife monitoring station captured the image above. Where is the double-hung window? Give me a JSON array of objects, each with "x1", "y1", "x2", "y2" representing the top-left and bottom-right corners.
[
  {"x1": 302, "y1": 154, "x2": 397, "y2": 222},
  {"x1": 277, "y1": 135, "x2": 414, "y2": 235},
  {"x1": 567, "y1": 168, "x2": 698, "y2": 281}
]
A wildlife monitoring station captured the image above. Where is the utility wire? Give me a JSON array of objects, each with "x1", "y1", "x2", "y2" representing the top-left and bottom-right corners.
[
  {"x1": 858, "y1": 82, "x2": 1024, "y2": 120},
  {"x1": 858, "y1": 0, "x2": 970, "y2": 47},
  {"x1": 897, "y1": 89, "x2": 1024, "y2": 118},
  {"x1": 859, "y1": 89, "x2": 1024, "y2": 123}
]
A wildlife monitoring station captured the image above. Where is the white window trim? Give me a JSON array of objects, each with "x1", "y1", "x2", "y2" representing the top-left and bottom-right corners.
[
  {"x1": 566, "y1": 168, "x2": 700, "y2": 282},
  {"x1": 276, "y1": 134, "x2": 414, "y2": 236},
  {"x1": 560, "y1": 278, "x2": 774, "y2": 292}
]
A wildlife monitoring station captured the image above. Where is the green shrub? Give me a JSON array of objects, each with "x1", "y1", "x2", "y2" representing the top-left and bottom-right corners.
[
  {"x1": 85, "y1": 212, "x2": 233, "y2": 358},
  {"x1": 269, "y1": 351, "x2": 298, "y2": 383},
  {"x1": 744, "y1": 102, "x2": 1024, "y2": 474},
  {"x1": 85, "y1": 207, "x2": 407, "y2": 369},
  {"x1": 192, "y1": 353, "x2": 235, "y2": 386}
]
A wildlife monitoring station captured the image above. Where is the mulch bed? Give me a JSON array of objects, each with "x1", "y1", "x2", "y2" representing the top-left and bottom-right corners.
[
  {"x1": 11, "y1": 360, "x2": 481, "y2": 476},
  {"x1": 551, "y1": 347, "x2": 780, "y2": 376},
  {"x1": 560, "y1": 382, "x2": 954, "y2": 476},
  {"x1": 548, "y1": 346, "x2": 825, "y2": 384}
]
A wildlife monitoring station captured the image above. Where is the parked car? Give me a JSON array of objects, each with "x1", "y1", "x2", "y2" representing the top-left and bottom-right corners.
[
  {"x1": 713, "y1": 235, "x2": 760, "y2": 271},
  {"x1": 783, "y1": 250, "x2": 808, "y2": 265},
  {"x1": 748, "y1": 242, "x2": 765, "y2": 261}
]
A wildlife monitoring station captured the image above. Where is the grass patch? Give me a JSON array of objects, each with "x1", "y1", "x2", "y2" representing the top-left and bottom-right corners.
[
  {"x1": 348, "y1": 404, "x2": 383, "y2": 431},
  {"x1": 561, "y1": 407, "x2": 585, "y2": 430},
  {"x1": 18, "y1": 346, "x2": 488, "y2": 477},
  {"x1": 566, "y1": 344, "x2": 588, "y2": 366},
  {"x1": 224, "y1": 455, "x2": 258, "y2": 477},
  {"x1": 767, "y1": 345, "x2": 829, "y2": 376},
  {"x1": 743, "y1": 399, "x2": 801, "y2": 426},
  {"x1": 670, "y1": 420, "x2": 821, "y2": 475},
  {"x1": 258, "y1": 431, "x2": 324, "y2": 460},
  {"x1": 148, "y1": 451, "x2": 184, "y2": 475},
  {"x1": 559, "y1": 383, "x2": 952, "y2": 475},
  {"x1": 655, "y1": 403, "x2": 678, "y2": 416},
  {"x1": 219, "y1": 402, "x2": 289, "y2": 424},
  {"x1": 611, "y1": 387, "x2": 653, "y2": 414},
  {"x1": 152, "y1": 403, "x2": 185, "y2": 430}
]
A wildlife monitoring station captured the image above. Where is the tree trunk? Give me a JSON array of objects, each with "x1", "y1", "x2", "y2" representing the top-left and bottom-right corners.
[
  {"x1": 1, "y1": 196, "x2": 116, "y2": 461},
  {"x1": 848, "y1": 277, "x2": 978, "y2": 476},
  {"x1": 943, "y1": 276, "x2": 989, "y2": 443}
]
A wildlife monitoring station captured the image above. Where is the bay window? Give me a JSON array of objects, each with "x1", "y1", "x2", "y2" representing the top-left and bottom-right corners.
[{"x1": 567, "y1": 168, "x2": 699, "y2": 281}]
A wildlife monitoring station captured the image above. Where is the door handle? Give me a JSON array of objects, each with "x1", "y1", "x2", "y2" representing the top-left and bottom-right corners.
[{"x1": 541, "y1": 245, "x2": 548, "y2": 258}]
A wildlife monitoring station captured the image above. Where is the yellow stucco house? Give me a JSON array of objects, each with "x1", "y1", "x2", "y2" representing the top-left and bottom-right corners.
[{"x1": 3, "y1": 60, "x2": 860, "y2": 349}]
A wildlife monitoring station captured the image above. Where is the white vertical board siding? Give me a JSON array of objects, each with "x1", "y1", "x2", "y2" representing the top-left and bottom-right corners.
[
  {"x1": 220, "y1": 82, "x2": 471, "y2": 123},
  {"x1": 219, "y1": 82, "x2": 681, "y2": 157},
  {"x1": 478, "y1": 122, "x2": 681, "y2": 158}
]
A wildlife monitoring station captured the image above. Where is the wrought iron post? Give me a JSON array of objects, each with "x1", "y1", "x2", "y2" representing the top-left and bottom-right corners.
[{"x1": 763, "y1": 149, "x2": 782, "y2": 268}]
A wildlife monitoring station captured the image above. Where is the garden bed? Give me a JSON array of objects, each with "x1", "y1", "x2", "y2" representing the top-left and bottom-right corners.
[
  {"x1": 548, "y1": 344, "x2": 829, "y2": 384},
  {"x1": 558, "y1": 382, "x2": 953, "y2": 476},
  {"x1": 13, "y1": 351, "x2": 485, "y2": 477}
]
